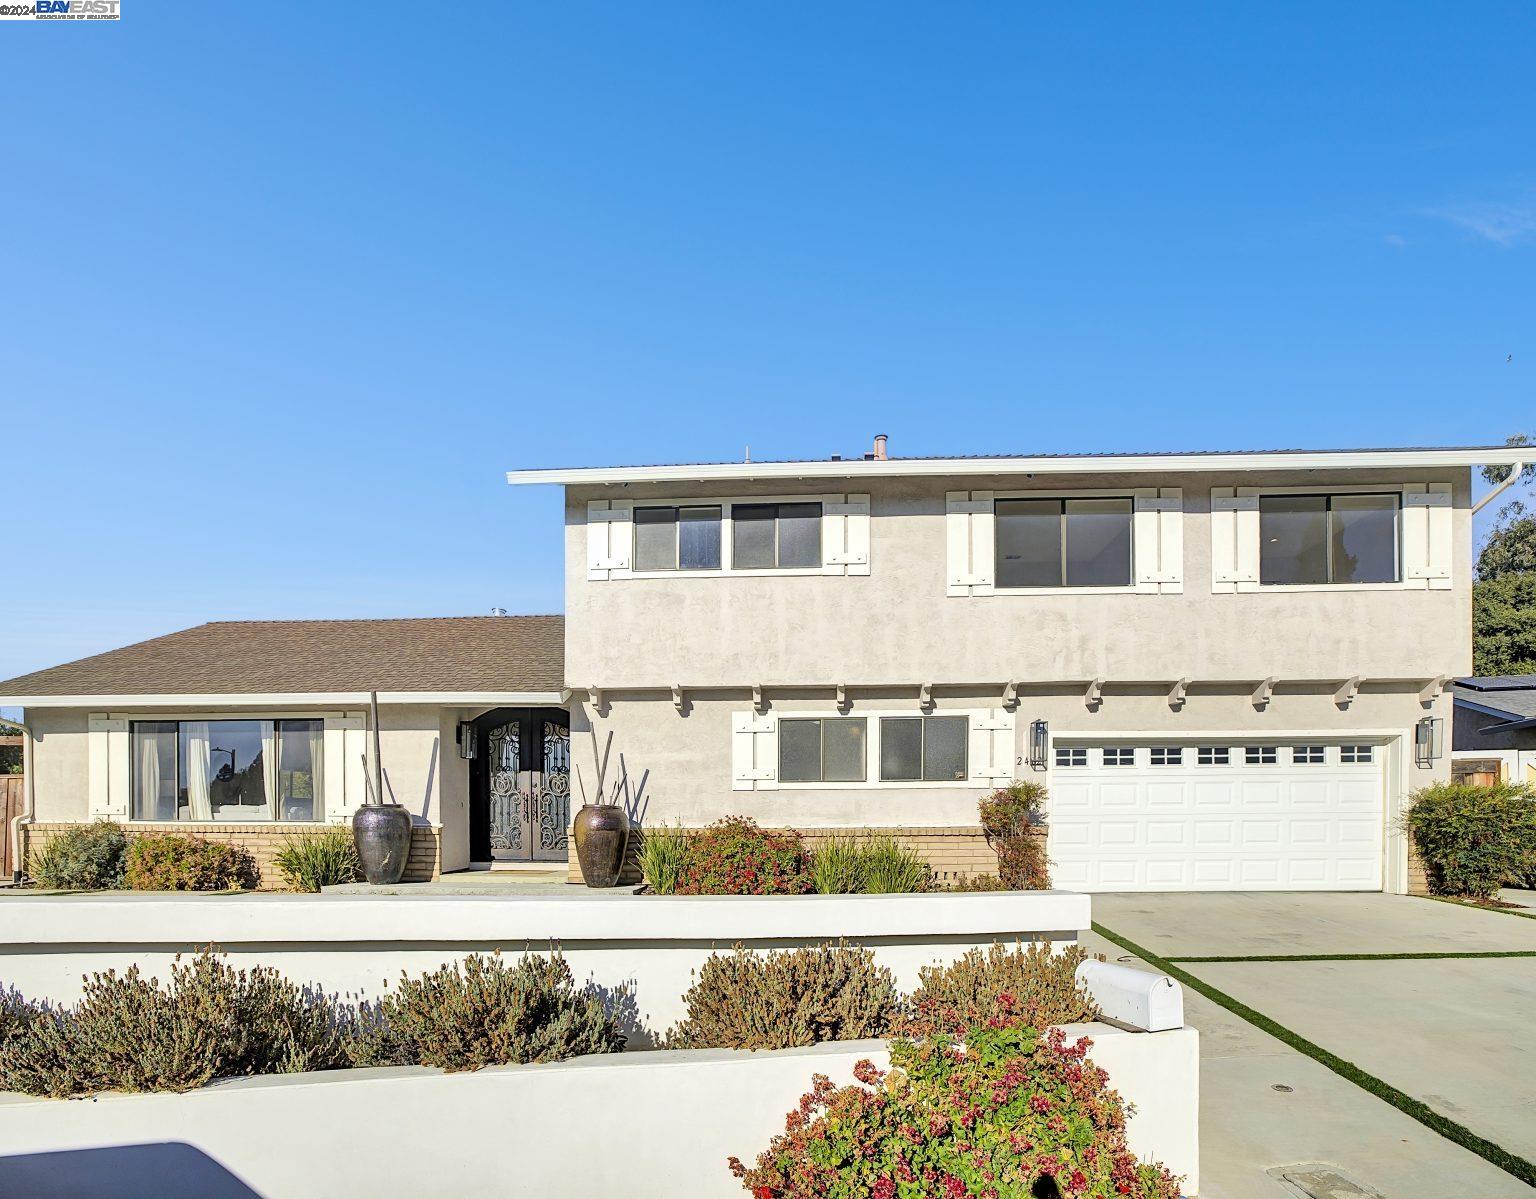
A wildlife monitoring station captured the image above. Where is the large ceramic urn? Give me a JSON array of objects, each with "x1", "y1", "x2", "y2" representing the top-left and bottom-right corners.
[
  {"x1": 353, "y1": 803, "x2": 413, "y2": 885},
  {"x1": 572, "y1": 803, "x2": 629, "y2": 888}
]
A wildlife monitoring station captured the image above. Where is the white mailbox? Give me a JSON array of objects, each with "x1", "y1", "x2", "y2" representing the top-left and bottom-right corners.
[{"x1": 1075, "y1": 959, "x2": 1184, "y2": 1032}]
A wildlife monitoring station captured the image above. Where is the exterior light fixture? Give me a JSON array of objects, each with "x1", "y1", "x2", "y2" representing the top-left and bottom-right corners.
[
  {"x1": 457, "y1": 722, "x2": 479, "y2": 761},
  {"x1": 1414, "y1": 716, "x2": 1443, "y2": 767},
  {"x1": 1029, "y1": 719, "x2": 1049, "y2": 770}
]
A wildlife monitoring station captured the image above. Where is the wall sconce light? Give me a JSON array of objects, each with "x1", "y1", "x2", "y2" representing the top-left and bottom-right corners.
[
  {"x1": 457, "y1": 722, "x2": 479, "y2": 761},
  {"x1": 1414, "y1": 716, "x2": 1443, "y2": 767},
  {"x1": 1029, "y1": 719, "x2": 1049, "y2": 770}
]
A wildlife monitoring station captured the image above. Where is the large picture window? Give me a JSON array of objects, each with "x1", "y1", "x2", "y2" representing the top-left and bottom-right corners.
[
  {"x1": 131, "y1": 719, "x2": 324, "y2": 822},
  {"x1": 879, "y1": 716, "x2": 968, "y2": 782},
  {"x1": 995, "y1": 497, "x2": 1133, "y2": 588},
  {"x1": 1259, "y1": 494, "x2": 1399, "y2": 585}
]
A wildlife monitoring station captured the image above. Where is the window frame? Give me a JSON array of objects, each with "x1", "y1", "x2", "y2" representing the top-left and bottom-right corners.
[
  {"x1": 1254, "y1": 488, "x2": 1403, "y2": 589},
  {"x1": 129, "y1": 715, "x2": 327, "y2": 824},
  {"x1": 993, "y1": 494, "x2": 1136, "y2": 592},
  {"x1": 1054, "y1": 746, "x2": 1088, "y2": 768},
  {"x1": 617, "y1": 493, "x2": 843, "y2": 579},
  {"x1": 770, "y1": 709, "x2": 981, "y2": 789},
  {"x1": 777, "y1": 716, "x2": 868, "y2": 784},
  {"x1": 730, "y1": 501, "x2": 824, "y2": 571},
  {"x1": 631, "y1": 504, "x2": 724, "y2": 572}
]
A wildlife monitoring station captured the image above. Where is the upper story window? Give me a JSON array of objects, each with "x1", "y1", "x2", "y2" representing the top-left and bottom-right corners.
[
  {"x1": 995, "y1": 497, "x2": 1133, "y2": 589},
  {"x1": 633, "y1": 505, "x2": 723, "y2": 571},
  {"x1": 732, "y1": 502, "x2": 822, "y2": 569},
  {"x1": 131, "y1": 718, "x2": 323, "y2": 822},
  {"x1": 1259, "y1": 494, "x2": 1399, "y2": 586}
]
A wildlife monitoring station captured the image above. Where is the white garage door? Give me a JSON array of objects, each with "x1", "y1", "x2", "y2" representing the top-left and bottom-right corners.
[{"x1": 1048, "y1": 741, "x2": 1384, "y2": 892}]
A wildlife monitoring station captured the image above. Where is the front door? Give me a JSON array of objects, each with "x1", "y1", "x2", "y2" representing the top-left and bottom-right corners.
[{"x1": 484, "y1": 716, "x2": 571, "y2": 863}]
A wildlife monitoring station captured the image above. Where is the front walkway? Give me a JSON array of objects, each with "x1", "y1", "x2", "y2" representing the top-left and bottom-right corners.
[{"x1": 1090, "y1": 892, "x2": 1536, "y2": 1199}]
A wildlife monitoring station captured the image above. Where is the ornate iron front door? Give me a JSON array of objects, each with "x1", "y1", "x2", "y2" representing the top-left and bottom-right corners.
[
  {"x1": 487, "y1": 721, "x2": 524, "y2": 860},
  {"x1": 530, "y1": 721, "x2": 571, "y2": 862}
]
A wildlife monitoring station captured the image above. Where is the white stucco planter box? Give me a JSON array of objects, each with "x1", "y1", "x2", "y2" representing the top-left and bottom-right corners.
[
  {"x1": 0, "y1": 1026, "x2": 1199, "y2": 1199},
  {"x1": 0, "y1": 890, "x2": 1091, "y2": 1042}
]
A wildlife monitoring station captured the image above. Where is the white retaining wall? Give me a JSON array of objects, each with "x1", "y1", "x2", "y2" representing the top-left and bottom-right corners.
[
  {"x1": 0, "y1": 1027, "x2": 1200, "y2": 1199},
  {"x1": 0, "y1": 890, "x2": 1090, "y2": 1044}
]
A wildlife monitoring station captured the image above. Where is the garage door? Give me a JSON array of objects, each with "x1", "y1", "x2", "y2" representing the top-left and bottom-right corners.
[{"x1": 1048, "y1": 741, "x2": 1384, "y2": 892}]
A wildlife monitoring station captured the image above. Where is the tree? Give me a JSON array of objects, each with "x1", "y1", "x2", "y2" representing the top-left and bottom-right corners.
[
  {"x1": 1477, "y1": 503, "x2": 1536, "y2": 582},
  {"x1": 1472, "y1": 573, "x2": 1536, "y2": 676}
]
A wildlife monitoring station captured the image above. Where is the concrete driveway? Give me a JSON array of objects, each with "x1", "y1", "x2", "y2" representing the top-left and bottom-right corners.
[{"x1": 1089, "y1": 893, "x2": 1536, "y2": 1199}]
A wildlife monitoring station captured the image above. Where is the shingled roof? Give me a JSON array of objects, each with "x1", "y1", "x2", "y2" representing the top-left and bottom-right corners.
[{"x1": 0, "y1": 616, "x2": 565, "y2": 698}]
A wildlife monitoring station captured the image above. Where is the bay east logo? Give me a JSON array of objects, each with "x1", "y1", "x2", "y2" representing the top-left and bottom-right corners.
[{"x1": 5, "y1": 0, "x2": 123, "y2": 17}]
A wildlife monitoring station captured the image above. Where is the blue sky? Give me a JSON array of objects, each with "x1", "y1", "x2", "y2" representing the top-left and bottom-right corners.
[{"x1": 2, "y1": 2, "x2": 1533, "y2": 692}]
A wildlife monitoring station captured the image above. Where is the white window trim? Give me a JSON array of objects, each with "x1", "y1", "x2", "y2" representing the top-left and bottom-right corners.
[
  {"x1": 591, "y1": 492, "x2": 870, "y2": 580},
  {"x1": 1212, "y1": 482, "x2": 1452, "y2": 594}
]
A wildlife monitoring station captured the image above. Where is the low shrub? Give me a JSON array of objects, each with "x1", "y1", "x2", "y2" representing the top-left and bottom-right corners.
[
  {"x1": 637, "y1": 822, "x2": 692, "y2": 895},
  {"x1": 809, "y1": 834, "x2": 866, "y2": 895},
  {"x1": 348, "y1": 953, "x2": 623, "y2": 1071},
  {"x1": 0, "y1": 950, "x2": 350, "y2": 1098},
  {"x1": 0, "y1": 986, "x2": 46, "y2": 1051},
  {"x1": 666, "y1": 943, "x2": 900, "y2": 1050},
  {"x1": 27, "y1": 821, "x2": 128, "y2": 891},
  {"x1": 126, "y1": 834, "x2": 260, "y2": 892},
  {"x1": 273, "y1": 827, "x2": 361, "y2": 893},
  {"x1": 979, "y1": 782, "x2": 1051, "y2": 890},
  {"x1": 858, "y1": 834, "x2": 932, "y2": 894},
  {"x1": 730, "y1": 1023, "x2": 1183, "y2": 1199},
  {"x1": 675, "y1": 816, "x2": 811, "y2": 896},
  {"x1": 948, "y1": 872, "x2": 1006, "y2": 892},
  {"x1": 898, "y1": 941, "x2": 1099, "y2": 1041},
  {"x1": 1402, "y1": 781, "x2": 1536, "y2": 899}
]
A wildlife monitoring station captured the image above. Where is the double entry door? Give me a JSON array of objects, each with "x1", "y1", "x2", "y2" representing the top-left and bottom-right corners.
[{"x1": 470, "y1": 708, "x2": 571, "y2": 863}]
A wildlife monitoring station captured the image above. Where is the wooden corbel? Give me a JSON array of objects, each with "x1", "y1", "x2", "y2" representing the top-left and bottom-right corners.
[
  {"x1": 1252, "y1": 677, "x2": 1276, "y2": 710},
  {"x1": 1085, "y1": 678, "x2": 1104, "y2": 710},
  {"x1": 1335, "y1": 676, "x2": 1360, "y2": 709},
  {"x1": 1001, "y1": 680, "x2": 1019, "y2": 711},
  {"x1": 918, "y1": 683, "x2": 934, "y2": 712},
  {"x1": 587, "y1": 686, "x2": 606, "y2": 716},
  {"x1": 671, "y1": 684, "x2": 685, "y2": 713},
  {"x1": 1419, "y1": 675, "x2": 1448, "y2": 706},
  {"x1": 752, "y1": 684, "x2": 767, "y2": 714},
  {"x1": 1168, "y1": 678, "x2": 1190, "y2": 709},
  {"x1": 835, "y1": 684, "x2": 850, "y2": 713}
]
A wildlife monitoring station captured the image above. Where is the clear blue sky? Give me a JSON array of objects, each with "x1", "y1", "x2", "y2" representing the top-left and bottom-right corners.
[{"x1": 3, "y1": 2, "x2": 1533, "y2": 692}]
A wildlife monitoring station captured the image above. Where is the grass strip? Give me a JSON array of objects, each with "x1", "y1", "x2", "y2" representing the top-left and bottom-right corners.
[
  {"x1": 1425, "y1": 895, "x2": 1536, "y2": 923},
  {"x1": 1168, "y1": 950, "x2": 1536, "y2": 963},
  {"x1": 1092, "y1": 921, "x2": 1536, "y2": 1189}
]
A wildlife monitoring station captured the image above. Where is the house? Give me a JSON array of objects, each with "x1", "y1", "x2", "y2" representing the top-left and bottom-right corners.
[
  {"x1": 2, "y1": 439, "x2": 1527, "y2": 893},
  {"x1": 1451, "y1": 676, "x2": 1536, "y2": 786}
]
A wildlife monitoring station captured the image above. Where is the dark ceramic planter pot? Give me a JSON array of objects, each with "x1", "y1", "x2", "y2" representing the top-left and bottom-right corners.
[
  {"x1": 353, "y1": 804, "x2": 414, "y2": 885},
  {"x1": 573, "y1": 804, "x2": 629, "y2": 888}
]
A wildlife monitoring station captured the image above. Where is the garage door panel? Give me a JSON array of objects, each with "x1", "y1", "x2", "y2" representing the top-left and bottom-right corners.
[{"x1": 1047, "y1": 740, "x2": 1384, "y2": 893}]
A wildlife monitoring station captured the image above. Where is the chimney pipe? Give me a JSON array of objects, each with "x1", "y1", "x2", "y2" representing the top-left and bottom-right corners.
[{"x1": 873, "y1": 433, "x2": 888, "y2": 461}]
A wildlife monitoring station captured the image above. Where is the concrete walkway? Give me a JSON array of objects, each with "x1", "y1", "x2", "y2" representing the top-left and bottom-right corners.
[{"x1": 1091, "y1": 893, "x2": 1536, "y2": 1198}]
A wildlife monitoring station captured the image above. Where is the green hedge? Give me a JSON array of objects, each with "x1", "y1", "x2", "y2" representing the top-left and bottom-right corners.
[{"x1": 1403, "y1": 782, "x2": 1536, "y2": 899}]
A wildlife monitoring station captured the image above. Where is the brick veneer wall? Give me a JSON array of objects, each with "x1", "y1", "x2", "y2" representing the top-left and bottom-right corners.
[
  {"x1": 23, "y1": 822, "x2": 441, "y2": 889},
  {"x1": 1406, "y1": 837, "x2": 1431, "y2": 896},
  {"x1": 564, "y1": 824, "x2": 1045, "y2": 888}
]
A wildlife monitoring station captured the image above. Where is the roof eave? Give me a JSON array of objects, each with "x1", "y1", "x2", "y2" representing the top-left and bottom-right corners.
[
  {"x1": 1, "y1": 690, "x2": 571, "y2": 709},
  {"x1": 507, "y1": 447, "x2": 1523, "y2": 487}
]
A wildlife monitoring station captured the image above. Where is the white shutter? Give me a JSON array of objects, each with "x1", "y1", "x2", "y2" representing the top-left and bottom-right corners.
[
  {"x1": 1211, "y1": 487, "x2": 1260, "y2": 592},
  {"x1": 324, "y1": 715, "x2": 365, "y2": 822},
  {"x1": 731, "y1": 711, "x2": 778, "y2": 791},
  {"x1": 586, "y1": 500, "x2": 632, "y2": 580},
  {"x1": 946, "y1": 491, "x2": 995, "y2": 596},
  {"x1": 1403, "y1": 483, "x2": 1452, "y2": 590},
  {"x1": 968, "y1": 710, "x2": 1016, "y2": 785},
  {"x1": 822, "y1": 493, "x2": 871, "y2": 576},
  {"x1": 87, "y1": 714, "x2": 127, "y2": 819},
  {"x1": 1133, "y1": 487, "x2": 1183, "y2": 592}
]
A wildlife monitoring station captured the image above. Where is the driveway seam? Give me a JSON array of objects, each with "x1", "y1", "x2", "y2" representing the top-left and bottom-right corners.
[
  {"x1": 1166, "y1": 950, "x2": 1536, "y2": 963},
  {"x1": 1092, "y1": 920, "x2": 1536, "y2": 1190}
]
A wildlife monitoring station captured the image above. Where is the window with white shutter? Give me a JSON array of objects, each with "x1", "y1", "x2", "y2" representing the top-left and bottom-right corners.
[
  {"x1": 946, "y1": 490, "x2": 995, "y2": 596},
  {"x1": 731, "y1": 712, "x2": 779, "y2": 791},
  {"x1": 586, "y1": 500, "x2": 632, "y2": 580},
  {"x1": 1133, "y1": 487, "x2": 1183, "y2": 593},
  {"x1": 1402, "y1": 483, "x2": 1453, "y2": 590}
]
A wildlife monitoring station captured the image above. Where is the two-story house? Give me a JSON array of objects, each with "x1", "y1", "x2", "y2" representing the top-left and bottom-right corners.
[{"x1": 3, "y1": 440, "x2": 1522, "y2": 894}]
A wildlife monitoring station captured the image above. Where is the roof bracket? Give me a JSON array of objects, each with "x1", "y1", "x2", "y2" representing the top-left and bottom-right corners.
[
  {"x1": 1335, "y1": 676, "x2": 1361, "y2": 709},
  {"x1": 672, "y1": 684, "x2": 685, "y2": 713},
  {"x1": 1168, "y1": 677, "x2": 1190, "y2": 710},
  {"x1": 1002, "y1": 679, "x2": 1019, "y2": 711},
  {"x1": 587, "y1": 685, "x2": 606, "y2": 716},
  {"x1": 1420, "y1": 675, "x2": 1448, "y2": 706},
  {"x1": 919, "y1": 683, "x2": 934, "y2": 712},
  {"x1": 752, "y1": 684, "x2": 767, "y2": 714},
  {"x1": 1086, "y1": 678, "x2": 1104, "y2": 710},
  {"x1": 1252, "y1": 677, "x2": 1276, "y2": 711},
  {"x1": 835, "y1": 683, "x2": 850, "y2": 713}
]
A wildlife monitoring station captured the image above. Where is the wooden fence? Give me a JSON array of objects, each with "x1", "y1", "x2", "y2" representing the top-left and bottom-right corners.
[{"x1": 1, "y1": 775, "x2": 23, "y2": 878}]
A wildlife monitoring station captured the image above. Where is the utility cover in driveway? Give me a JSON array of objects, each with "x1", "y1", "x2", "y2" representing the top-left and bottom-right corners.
[{"x1": 1048, "y1": 741, "x2": 1384, "y2": 892}]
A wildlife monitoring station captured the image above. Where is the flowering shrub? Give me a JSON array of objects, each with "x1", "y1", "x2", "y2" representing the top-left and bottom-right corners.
[
  {"x1": 126, "y1": 834, "x2": 259, "y2": 892},
  {"x1": 730, "y1": 1023, "x2": 1182, "y2": 1199},
  {"x1": 898, "y1": 942, "x2": 1099, "y2": 1041},
  {"x1": 675, "y1": 817, "x2": 812, "y2": 896},
  {"x1": 1402, "y1": 781, "x2": 1536, "y2": 899},
  {"x1": 978, "y1": 783, "x2": 1051, "y2": 890}
]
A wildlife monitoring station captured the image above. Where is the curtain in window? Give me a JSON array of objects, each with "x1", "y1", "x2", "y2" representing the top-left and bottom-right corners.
[
  {"x1": 260, "y1": 721, "x2": 278, "y2": 821},
  {"x1": 183, "y1": 722, "x2": 214, "y2": 820},
  {"x1": 138, "y1": 732, "x2": 161, "y2": 822},
  {"x1": 309, "y1": 722, "x2": 326, "y2": 821}
]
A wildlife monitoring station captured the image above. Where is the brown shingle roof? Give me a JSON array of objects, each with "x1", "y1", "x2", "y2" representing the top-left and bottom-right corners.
[{"x1": 0, "y1": 616, "x2": 565, "y2": 697}]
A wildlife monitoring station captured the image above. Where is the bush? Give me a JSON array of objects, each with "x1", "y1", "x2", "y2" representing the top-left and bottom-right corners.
[
  {"x1": 1403, "y1": 781, "x2": 1536, "y2": 899},
  {"x1": 675, "y1": 816, "x2": 811, "y2": 896},
  {"x1": 666, "y1": 943, "x2": 900, "y2": 1050},
  {"x1": 348, "y1": 953, "x2": 623, "y2": 1071},
  {"x1": 27, "y1": 821, "x2": 127, "y2": 891},
  {"x1": 125, "y1": 834, "x2": 259, "y2": 892},
  {"x1": 858, "y1": 834, "x2": 932, "y2": 894},
  {"x1": 809, "y1": 834, "x2": 865, "y2": 895},
  {"x1": 730, "y1": 1024, "x2": 1183, "y2": 1199},
  {"x1": 0, "y1": 987, "x2": 46, "y2": 1051},
  {"x1": 979, "y1": 782, "x2": 1051, "y2": 890},
  {"x1": 898, "y1": 941, "x2": 1099, "y2": 1041},
  {"x1": 273, "y1": 827, "x2": 361, "y2": 892},
  {"x1": 637, "y1": 822, "x2": 691, "y2": 895},
  {"x1": 0, "y1": 950, "x2": 350, "y2": 1098},
  {"x1": 948, "y1": 872, "x2": 1006, "y2": 892}
]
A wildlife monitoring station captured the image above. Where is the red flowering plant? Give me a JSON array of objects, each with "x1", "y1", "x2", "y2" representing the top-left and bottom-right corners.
[
  {"x1": 675, "y1": 817, "x2": 812, "y2": 896},
  {"x1": 729, "y1": 1015, "x2": 1182, "y2": 1199}
]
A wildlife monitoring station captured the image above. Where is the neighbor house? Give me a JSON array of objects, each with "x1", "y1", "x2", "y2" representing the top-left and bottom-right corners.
[
  {"x1": 1451, "y1": 676, "x2": 1536, "y2": 786},
  {"x1": 3, "y1": 440, "x2": 1526, "y2": 893}
]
